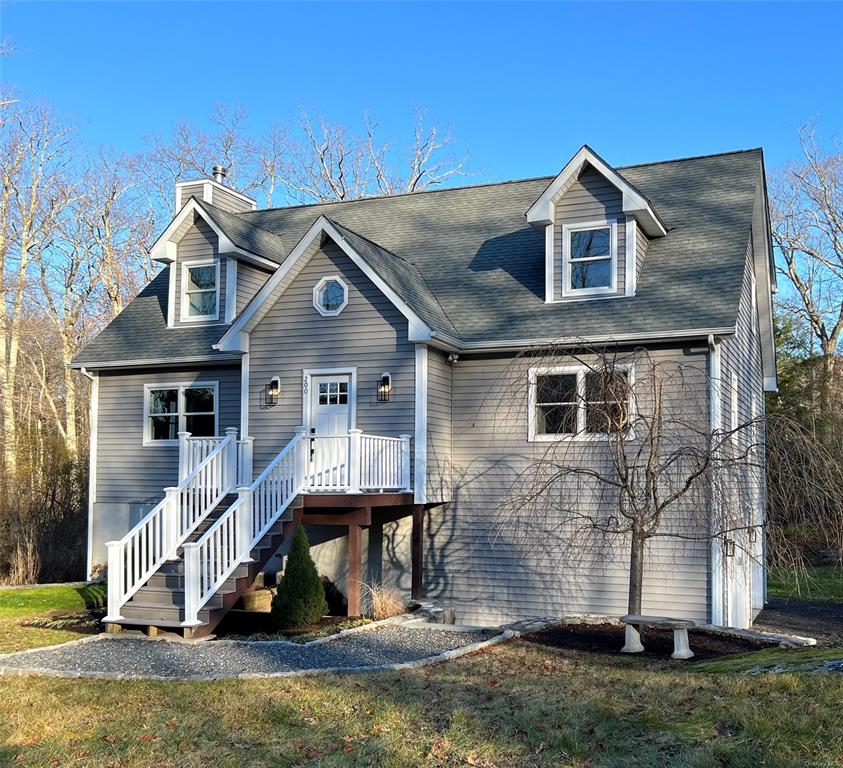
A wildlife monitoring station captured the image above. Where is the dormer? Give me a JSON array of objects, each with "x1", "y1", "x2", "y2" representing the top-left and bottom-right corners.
[
  {"x1": 527, "y1": 146, "x2": 666, "y2": 302},
  {"x1": 174, "y1": 166, "x2": 257, "y2": 215},
  {"x1": 150, "y1": 171, "x2": 282, "y2": 329}
]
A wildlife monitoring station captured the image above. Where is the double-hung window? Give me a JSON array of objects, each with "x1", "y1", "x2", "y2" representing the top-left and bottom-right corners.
[
  {"x1": 144, "y1": 383, "x2": 218, "y2": 444},
  {"x1": 529, "y1": 365, "x2": 631, "y2": 441},
  {"x1": 181, "y1": 259, "x2": 220, "y2": 321},
  {"x1": 563, "y1": 220, "x2": 617, "y2": 296}
]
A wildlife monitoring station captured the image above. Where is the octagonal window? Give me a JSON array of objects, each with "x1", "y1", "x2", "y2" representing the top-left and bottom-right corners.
[{"x1": 313, "y1": 276, "x2": 348, "y2": 316}]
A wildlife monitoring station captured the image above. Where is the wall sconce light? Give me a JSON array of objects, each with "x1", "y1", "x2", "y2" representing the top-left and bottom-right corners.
[
  {"x1": 724, "y1": 538, "x2": 736, "y2": 557},
  {"x1": 377, "y1": 372, "x2": 392, "y2": 402},
  {"x1": 264, "y1": 376, "x2": 281, "y2": 406}
]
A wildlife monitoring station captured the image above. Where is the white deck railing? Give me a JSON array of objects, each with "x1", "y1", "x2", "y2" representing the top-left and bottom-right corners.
[
  {"x1": 103, "y1": 428, "x2": 241, "y2": 622},
  {"x1": 181, "y1": 430, "x2": 411, "y2": 625}
]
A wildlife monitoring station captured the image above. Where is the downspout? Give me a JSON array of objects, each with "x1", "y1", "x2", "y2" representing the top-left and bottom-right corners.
[
  {"x1": 707, "y1": 336, "x2": 725, "y2": 626},
  {"x1": 79, "y1": 367, "x2": 97, "y2": 580}
]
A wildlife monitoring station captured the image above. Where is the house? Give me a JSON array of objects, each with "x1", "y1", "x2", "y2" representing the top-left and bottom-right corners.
[{"x1": 72, "y1": 147, "x2": 776, "y2": 637}]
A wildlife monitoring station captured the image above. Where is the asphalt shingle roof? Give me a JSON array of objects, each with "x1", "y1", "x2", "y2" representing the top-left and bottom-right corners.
[{"x1": 73, "y1": 149, "x2": 764, "y2": 368}]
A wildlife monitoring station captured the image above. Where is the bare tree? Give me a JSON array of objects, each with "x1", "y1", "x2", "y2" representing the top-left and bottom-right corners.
[
  {"x1": 0, "y1": 103, "x2": 73, "y2": 476},
  {"x1": 280, "y1": 109, "x2": 468, "y2": 203},
  {"x1": 772, "y1": 122, "x2": 843, "y2": 404},
  {"x1": 488, "y1": 344, "x2": 769, "y2": 622}
]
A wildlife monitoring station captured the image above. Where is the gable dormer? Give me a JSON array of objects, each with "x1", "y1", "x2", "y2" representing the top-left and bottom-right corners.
[{"x1": 527, "y1": 146, "x2": 666, "y2": 303}]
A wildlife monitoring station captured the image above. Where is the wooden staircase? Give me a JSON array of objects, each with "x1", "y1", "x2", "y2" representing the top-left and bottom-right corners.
[{"x1": 113, "y1": 495, "x2": 302, "y2": 638}]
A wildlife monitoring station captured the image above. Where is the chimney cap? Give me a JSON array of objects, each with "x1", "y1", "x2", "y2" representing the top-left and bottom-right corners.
[{"x1": 212, "y1": 165, "x2": 227, "y2": 184}]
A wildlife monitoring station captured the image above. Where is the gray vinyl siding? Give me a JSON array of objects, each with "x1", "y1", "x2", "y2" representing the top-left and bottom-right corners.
[
  {"x1": 635, "y1": 223, "x2": 649, "y2": 286},
  {"x1": 552, "y1": 167, "x2": 626, "y2": 300},
  {"x1": 90, "y1": 365, "x2": 241, "y2": 566},
  {"x1": 247, "y1": 241, "x2": 415, "y2": 473},
  {"x1": 423, "y1": 347, "x2": 711, "y2": 625},
  {"x1": 176, "y1": 182, "x2": 205, "y2": 209},
  {"x1": 236, "y1": 261, "x2": 272, "y2": 313},
  {"x1": 210, "y1": 185, "x2": 255, "y2": 214},
  {"x1": 173, "y1": 219, "x2": 227, "y2": 326},
  {"x1": 426, "y1": 347, "x2": 453, "y2": 503},
  {"x1": 719, "y1": 233, "x2": 766, "y2": 622}
]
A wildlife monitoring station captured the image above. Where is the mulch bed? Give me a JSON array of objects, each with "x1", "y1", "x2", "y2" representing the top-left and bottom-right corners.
[{"x1": 522, "y1": 622, "x2": 765, "y2": 661}]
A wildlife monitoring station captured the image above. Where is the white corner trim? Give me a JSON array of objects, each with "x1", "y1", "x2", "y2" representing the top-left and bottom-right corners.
[
  {"x1": 217, "y1": 216, "x2": 433, "y2": 352},
  {"x1": 86, "y1": 372, "x2": 99, "y2": 579},
  {"x1": 167, "y1": 263, "x2": 176, "y2": 327},
  {"x1": 312, "y1": 275, "x2": 349, "y2": 317},
  {"x1": 225, "y1": 258, "x2": 237, "y2": 324},
  {"x1": 414, "y1": 344, "x2": 428, "y2": 504},
  {"x1": 179, "y1": 258, "x2": 221, "y2": 323},
  {"x1": 560, "y1": 219, "x2": 618, "y2": 298},
  {"x1": 625, "y1": 216, "x2": 636, "y2": 297},
  {"x1": 301, "y1": 367, "x2": 358, "y2": 433},
  {"x1": 527, "y1": 145, "x2": 667, "y2": 237},
  {"x1": 708, "y1": 338, "x2": 725, "y2": 626},
  {"x1": 544, "y1": 223, "x2": 554, "y2": 303},
  {"x1": 240, "y1": 351, "x2": 250, "y2": 437}
]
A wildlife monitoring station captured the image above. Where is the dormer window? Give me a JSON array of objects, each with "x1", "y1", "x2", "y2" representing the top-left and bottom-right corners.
[
  {"x1": 563, "y1": 220, "x2": 617, "y2": 296},
  {"x1": 181, "y1": 259, "x2": 219, "y2": 321}
]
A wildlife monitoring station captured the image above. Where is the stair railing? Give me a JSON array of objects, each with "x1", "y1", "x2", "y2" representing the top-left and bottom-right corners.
[
  {"x1": 182, "y1": 428, "x2": 307, "y2": 626},
  {"x1": 180, "y1": 429, "x2": 413, "y2": 626},
  {"x1": 103, "y1": 427, "x2": 239, "y2": 623}
]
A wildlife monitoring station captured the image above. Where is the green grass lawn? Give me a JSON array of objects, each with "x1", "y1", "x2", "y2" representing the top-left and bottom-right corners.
[
  {"x1": 768, "y1": 565, "x2": 843, "y2": 601},
  {"x1": 0, "y1": 583, "x2": 106, "y2": 653},
  {"x1": 0, "y1": 585, "x2": 841, "y2": 767}
]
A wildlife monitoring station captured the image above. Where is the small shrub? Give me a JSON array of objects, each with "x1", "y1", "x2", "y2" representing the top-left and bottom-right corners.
[
  {"x1": 271, "y1": 527, "x2": 328, "y2": 629},
  {"x1": 363, "y1": 582, "x2": 406, "y2": 620}
]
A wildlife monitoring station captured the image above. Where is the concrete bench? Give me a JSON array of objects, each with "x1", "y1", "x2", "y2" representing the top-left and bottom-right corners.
[{"x1": 620, "y1": 614, "x2": 696, "y2": 660}]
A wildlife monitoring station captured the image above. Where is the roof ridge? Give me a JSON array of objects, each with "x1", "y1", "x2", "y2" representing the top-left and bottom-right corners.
[{"x1": 236, "y1": 148, "x2": 763, "y2": 216}]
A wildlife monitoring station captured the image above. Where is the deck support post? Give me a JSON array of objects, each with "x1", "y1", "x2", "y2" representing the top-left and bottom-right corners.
[
  {"x1": 411, "y1": 505, "x2": 424, "y2": 601},
  {"x1": 347, "y1": 522, "x2": 363, "y2": 617}
]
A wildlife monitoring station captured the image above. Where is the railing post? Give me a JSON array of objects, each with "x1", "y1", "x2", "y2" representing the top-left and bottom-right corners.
[
  {"x1": 163, "y1": 487, "x2": 181, "y2": 559},
  {"x1": 294, "y1": 426, "x2": 308, "y2": 492},
  {"x1": 103, "y1": 541, "x2": 124, "y2": 622},
  {"x1": 182, "y1": 543, "x2": 202, "y2": 627},
  {"x1": 238, "y1": 436, "x2": 254, "y2": 486},
  {"x1": 224, "y1": 427, "x2": 238, "y2": 491},
  {"x1": 237, "y1": 486, "x2": 256, "y2": 563},
  {"x1": 399, "y1": 434, "x2": 412, "y2": 492},
  {"x1": 348, "y1": 428, "x2": 362, "y2": 494},
  {"x1": 178, "y1": 431, "x2": 191, "y2": 482}
]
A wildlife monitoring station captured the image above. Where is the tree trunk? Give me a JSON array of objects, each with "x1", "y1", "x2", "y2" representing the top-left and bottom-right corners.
[{"x1": 627, "y1": 524, "x2": 646, "y2": 615}]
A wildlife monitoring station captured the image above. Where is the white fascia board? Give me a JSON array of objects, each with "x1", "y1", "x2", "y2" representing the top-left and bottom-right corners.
[
  {"x1": 150, "y1": 198, "x2": 278, "y2": 270},
  {"x1": 216, "y1": 216, "x2": 433, "y2": 352},
  {"x1": 526, "y1": 145, "x2": 667, "y2": 237}
]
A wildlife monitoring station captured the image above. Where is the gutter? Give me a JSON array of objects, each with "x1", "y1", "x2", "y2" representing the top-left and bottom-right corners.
[
  {"x1": 69, "y1": 354, "x2": 242, "y2": 371},
  {"x1": 428, "y1": 326, "x2": 737, "y2": 355}
]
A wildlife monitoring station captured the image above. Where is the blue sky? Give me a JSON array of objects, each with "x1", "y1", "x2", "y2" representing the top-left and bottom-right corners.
[{"x1": 2, "y1": 1, "x2": 842, "y2": 182}]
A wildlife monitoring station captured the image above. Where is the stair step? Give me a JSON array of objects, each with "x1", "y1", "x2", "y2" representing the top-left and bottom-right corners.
[
  {"x1": 120, "y1": 602, "x2": 211, "y2": 624},
  {"x1": 130, "y1": 585, "x2": 226, "y2": 609}
]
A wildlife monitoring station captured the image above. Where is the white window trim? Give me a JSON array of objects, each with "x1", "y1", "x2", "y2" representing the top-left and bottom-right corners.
[
  {"x1": 312, "y1": 275, "x2": 349, "y2": 317},
  {"x1": 561, "y1": 219, "x2": 618, "y2": 298},
  {"x1": 180, "y1": 258, "x2": 221, "y2": 323},
  {"x1": 301, "y1": 367, "x2": 358, "y2": 434},
  {"x1": 527, "y1": 363, "x2": 634, "y2": 442},
  {"x1": 143, "y1": 381, "x2": 219, "y2": 446}
]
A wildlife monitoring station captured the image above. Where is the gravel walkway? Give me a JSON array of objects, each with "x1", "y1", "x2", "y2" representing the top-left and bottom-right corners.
[{"x1": 0, "y1": 626, "x2": 497, "y2": 680}]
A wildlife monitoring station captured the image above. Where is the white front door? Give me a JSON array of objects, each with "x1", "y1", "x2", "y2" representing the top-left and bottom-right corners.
[{"x1": 309, "y1": 374, "x2": 351, "y2": 436}]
